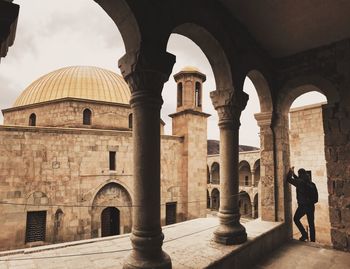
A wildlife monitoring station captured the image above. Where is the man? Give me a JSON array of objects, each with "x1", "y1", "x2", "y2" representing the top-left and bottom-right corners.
[{"x1": 286, "y1": 167, "x2": 317, "y2": 242}]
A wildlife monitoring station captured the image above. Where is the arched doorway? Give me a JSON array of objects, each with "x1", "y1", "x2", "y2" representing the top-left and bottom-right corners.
[
  {"x1": 211, "y1": 188, "x2": 220, "y2": 211},
  {"x1": 254, "y1": 194, "x2": 258, "y2": 219},
  {"x1": 211, "y1": 162, "x2": 220, "y2": 184},
  {"x1": 238, "y1": 191, "x2": 252, "y2": 219},
  {"x1": 101, "y1": 207, "x2": 120, "y2": 237},
  {"x1": 91, "y1": 182, "x2": 132, "y2": 238},
  {"x1": 239, "y1": 161, "x2": 251, "y2": 186}
]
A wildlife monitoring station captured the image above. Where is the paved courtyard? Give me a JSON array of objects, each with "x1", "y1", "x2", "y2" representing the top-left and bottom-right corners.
[{"x1": 254, "y1": 240, "x2": 350, "y2": 269}]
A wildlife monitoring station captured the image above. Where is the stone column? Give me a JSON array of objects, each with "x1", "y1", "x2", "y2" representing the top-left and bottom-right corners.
[
  {"x1": 210, "y1": 89, "x2": 248, "y2": 244},
  {"x1": 119, "y1": 50, "x2": 175, "y2": 269},
  {"x1": 251, "y1": 169, "x2": 255, "y2": 187},
  {"x1": 254, "y1": 112, "x2": 276, "y2": 221}
]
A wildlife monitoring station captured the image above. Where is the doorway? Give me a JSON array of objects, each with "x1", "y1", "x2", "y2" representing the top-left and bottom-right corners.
[{"x1": 101, "y1": 207, "x2": 120, "y2": 237}]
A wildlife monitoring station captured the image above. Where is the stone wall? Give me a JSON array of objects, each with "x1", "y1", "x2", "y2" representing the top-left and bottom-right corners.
[
  {"x1": 289, "y1": 103, "x2": 331, "y2": 245},
  {"x1": 3, "y1": 99, "x2": 131, "y2": 130},
  {"x1": 0, "y1": 125, "x2": 186, "y2": 251}
]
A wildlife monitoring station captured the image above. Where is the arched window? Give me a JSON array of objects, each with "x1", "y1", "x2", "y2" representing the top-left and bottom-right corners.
[
  {"x1": 29, "y1": 113, "x2": 36, "y2": 126},
  {"x1": 177, "y1": 82, "x2": 183, "y2": 107},
  {"x1": 83, "y1": 108, "x2": 92, "y2": 125},
  {"x1": 129, "y1": 113, "x2": 133, "y2": 129},
  {"x1": 195, "y1": 82, "x2": 201, "y2": 107},
  {"x1": 211, "y1": 162, "x2": 220, "y2": 184}
]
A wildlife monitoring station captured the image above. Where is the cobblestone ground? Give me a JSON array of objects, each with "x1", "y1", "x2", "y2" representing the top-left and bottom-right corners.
[{"x1": 253, "y1": 240, "x2": 350, "y2": 269}]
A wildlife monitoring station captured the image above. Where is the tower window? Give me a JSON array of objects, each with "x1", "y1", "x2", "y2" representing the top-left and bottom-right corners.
[
  {"x1": 109, "y1": 151, "x2": 116, "y2": 171},
  {"x1": 177, "y1": 82, "x2": 183, "y2": 107},
  {"x1": 195, "y1": 82, "x2": 202, "y2": 107},
  {"x1": 29, "y1": 113, "x2": 36, "y2": 126},
  {"x1": 83, "y1": 108, "x2": 92, "y2": 125},
  {"x1": 25, "y1": 211, "x2": 46, "y2": 243},
  {"x1": 129, "y1": 113, "x2": 133, "y2": 129}
]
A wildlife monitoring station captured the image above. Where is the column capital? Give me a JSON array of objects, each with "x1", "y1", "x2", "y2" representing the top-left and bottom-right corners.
[
  {"x1": 210, "y1": 89, "x2": 249, "y2": 128},
  {"x1": 254, "y1": 112, "x2": 273, "y2": 127},
  {"x1": 118, "y1": 49, "x2": 176, "y2": 107}
]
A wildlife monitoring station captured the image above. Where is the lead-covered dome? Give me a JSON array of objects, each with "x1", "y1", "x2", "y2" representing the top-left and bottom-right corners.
[{"x1": 13, "y1": 66, "x2": 130, "y2": 107}]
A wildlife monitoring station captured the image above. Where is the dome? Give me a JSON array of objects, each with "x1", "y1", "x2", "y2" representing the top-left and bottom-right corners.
[
  {"x1": 13, "y1": 66, "x2": 131, "y2": 107},
  {"x1": 180, "y1": 66, "x2": 200, "y2": 72}
]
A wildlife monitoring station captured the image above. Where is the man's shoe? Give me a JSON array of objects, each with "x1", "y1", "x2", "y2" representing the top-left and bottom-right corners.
[{"x1": 299, "y1": 236, "x2": 308, "y2": 242}]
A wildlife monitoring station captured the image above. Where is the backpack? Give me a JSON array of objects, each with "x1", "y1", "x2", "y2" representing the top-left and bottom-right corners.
[{"x1": 306, "y1": 182, "x2": 318, "y2": 204}]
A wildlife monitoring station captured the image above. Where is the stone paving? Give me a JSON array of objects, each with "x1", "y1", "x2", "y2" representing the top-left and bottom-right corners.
[
  {"x1": 253, "y1": 240, "x2": 350, "y2": 269},
  {"x1": 0, "y1": 217, "x2": 279, "y2": 269}
]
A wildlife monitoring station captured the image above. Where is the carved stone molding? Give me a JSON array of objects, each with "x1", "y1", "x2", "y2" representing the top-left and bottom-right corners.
[{"x1": 210, "y1": 89, "x2": 249, "y2": 128}]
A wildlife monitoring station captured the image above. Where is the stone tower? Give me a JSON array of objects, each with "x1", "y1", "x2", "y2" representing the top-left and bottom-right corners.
[{"x1": 169, "y1": 66, "x2": 210, "y2": 220}]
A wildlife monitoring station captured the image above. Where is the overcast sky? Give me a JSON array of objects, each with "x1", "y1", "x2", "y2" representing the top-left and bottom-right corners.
[{"x1": 0, "y1": 0, "x2": 327, "y2": 147}]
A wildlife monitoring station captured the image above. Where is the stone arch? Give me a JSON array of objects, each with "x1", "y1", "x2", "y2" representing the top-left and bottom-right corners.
[
  {"x1": 275, "y1": 75, "x2": 337, "y2": 244},
  {"x1": 239, "y1": 160, "x2": 251, "y2": 186},
  {"x1": 95, "y1": 0, "x2": 141, "y2": 52},
  {"x1": 211, "y1": 188, "x2": 220, "y2": 211},
  {"x1": 211, "y1": 162, "x2": 220, "y2": 184},
  {"x1": 246, "y1": 70, "x2": 273, "y2": 113},
  {"x1": 277, "y1": 75, "x2": 339, "y2": 115},
  {"x1": 171, "y1": 23, "x2": 233, "y2": 91},
  {"x1": 253, "y1": 159, "x2": 260, "y2": 187},
  {"x1": 238, "y1": 191, "x2": 252, "y2": 219},
  {"x1": 91, "y1": 182, "x2": 132, "y2": 238}
]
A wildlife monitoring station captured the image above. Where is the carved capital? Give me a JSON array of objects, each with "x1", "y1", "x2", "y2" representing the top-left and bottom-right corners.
[
  {"x1": 254, "y1": 112, "x2": 273, "y2": 128},
  {"x1": 118, "y1": 49, "x2": 176, "y2": 107},
  {"x1": 210, "y1": 89, "x2": 249, "y2": 128}
]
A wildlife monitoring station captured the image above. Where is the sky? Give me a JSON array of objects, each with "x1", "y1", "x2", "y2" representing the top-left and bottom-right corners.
[{"x1": 0, "y1": 0, "x2": 327, "y2": 147}]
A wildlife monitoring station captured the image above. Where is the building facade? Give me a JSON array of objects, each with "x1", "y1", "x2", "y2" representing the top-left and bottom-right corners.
[{"x1": 0, "y1": 66, "x2": 208, "y2": 251}]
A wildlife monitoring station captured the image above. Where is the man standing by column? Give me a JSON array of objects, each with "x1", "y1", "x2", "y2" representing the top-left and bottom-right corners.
[{"x1": 286, "y1": 167, "x2": 318, "y2": 242}]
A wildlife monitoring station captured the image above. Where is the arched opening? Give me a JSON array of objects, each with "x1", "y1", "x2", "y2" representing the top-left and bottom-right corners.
[
  {"x1": 211, "y1": 162, "x2": 220, "y2": 184},
  {"x1": 83, "y1": 108, "x2": 92, "y2": 125},
  {"x1": 29, "y1": 113, "x2": 36, "y2": 126},
  {"x1": 254, "y1": 194, "x2": 258, "y2": 219},
  {"x1": 128, "y1": 113, "x2": 133, "y2": 129},
  {"x1": 195, "y1": 81, "x2": 202, "y2": 107},
  {"x1": 238, "y1": 191, "x2": 252, "y2": 219},
  {"x1": 207, "y1": 190, "x2": 210, "y2": 209},
  {"x1": 101, "y1": 207, "x2": 120, "y2": 237},
  {"x1": 211, "y1": 188, "x2": 220, "y2": 211},
  {"x1": 286, "y1": 90, "x2": 330, "y2": 245},
  {"x1": 91, "y1": 182, "x2": 132, "y2": 238},
  {"x1": 177, "y1": 82, "x2": 183, "y2": 107},
  {"x1": 53, "y1": 209, "x2": 64, "y2": 243},
  {"x1": 239, "y1": 161, "x2": 251, "y2": 186}
]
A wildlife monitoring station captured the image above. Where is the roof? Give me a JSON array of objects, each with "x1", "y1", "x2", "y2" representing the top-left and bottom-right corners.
[
  {"x1": 207, "y1": 140, "x2": 259, "y2": 155},
  {"x1": 13, "y1": 66, "x2": 131, "y2": 107}
]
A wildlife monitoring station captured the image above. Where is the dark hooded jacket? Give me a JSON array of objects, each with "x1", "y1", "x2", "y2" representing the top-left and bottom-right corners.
[{"x1": 286, "y1": 171, "x2": 313, "y2": 205}]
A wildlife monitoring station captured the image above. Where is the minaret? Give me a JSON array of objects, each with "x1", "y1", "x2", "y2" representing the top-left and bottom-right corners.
[{"x1": 169, "y1": 66, "x2": 210, "y2": 220}]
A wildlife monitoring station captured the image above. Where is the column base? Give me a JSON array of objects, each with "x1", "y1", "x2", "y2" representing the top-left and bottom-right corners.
[
  {"x1": 213, "y1": 213, "x2": 247, "y2": 245},
  {"x1": 123, "y1": 250, "x2": 172, "y2": 269}
]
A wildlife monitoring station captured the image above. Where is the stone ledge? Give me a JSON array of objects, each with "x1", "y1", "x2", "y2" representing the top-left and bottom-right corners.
[{"x1": 0, "y1": 218, "x2": 286, "y2": 269}]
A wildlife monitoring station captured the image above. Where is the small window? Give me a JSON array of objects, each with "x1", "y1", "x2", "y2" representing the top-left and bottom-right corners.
[
  {"x1": 195, "y1": 82, "x2": 202, "y2": 107},
  {"x1": 83, "y1": 108, "x2": 92, "y2": 125},
  {"x1": 109, "y1": 151, "x2": 116, "y2": 171},
  {"x1": 128, "y1": 113, "x2": 133, "y2": 129},
  {"x1": 245, "y1": 176, "x2": 249, "y2": 186},
  {"x1": 29, "y1": 113, "x2": 36, "y2": 126},
  {"x1": 177, "y1": 82, "x2": 183, "y2": 107},
  {"x1": 25, "y1": 211, "x2": 47, "y2": 243}
]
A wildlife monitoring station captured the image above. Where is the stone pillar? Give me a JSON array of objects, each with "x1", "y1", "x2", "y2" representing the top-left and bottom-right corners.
[
  {"x1": 251, "y1": 169, "x2": 255, "y2": 187},
  {"x1": 254, "y1": 112, "x2": 276, "y2": 221},
  {"x1": 210, "y1": 89, "x2": 248, "y2": 245},
  {"x1": 119, "y1": 50, "x2": 175, "y2": 269}
]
